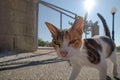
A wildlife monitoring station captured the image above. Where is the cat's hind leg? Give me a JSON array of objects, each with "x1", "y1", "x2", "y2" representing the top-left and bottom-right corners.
[
  {"x1": 108, "y1": 50, "x2": 118, "y2": 78},
  {"x1": 95, "y1": 56, "x2": 108, "y2": 80},
  {"x1": 97, "y1": 61, "x2": 107, "y2": 80}
]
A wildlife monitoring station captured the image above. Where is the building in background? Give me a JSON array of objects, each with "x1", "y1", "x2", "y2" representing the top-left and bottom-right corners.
[{"x1": 0, "y1": 0, "x2": 38, "y2": 52}]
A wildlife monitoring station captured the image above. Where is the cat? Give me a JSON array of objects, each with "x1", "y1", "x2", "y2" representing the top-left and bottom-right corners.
[{"x1": 45, "y1": 13, "x2": 118, "y2": 80}]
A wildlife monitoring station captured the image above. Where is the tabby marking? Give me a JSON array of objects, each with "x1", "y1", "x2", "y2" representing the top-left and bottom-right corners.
[
  {"x1": 84, "y1": 38, "x2": 102, "y2": 64},
  {"x1": 45, "y1": 14, "x2": 118, "y2": 80}
]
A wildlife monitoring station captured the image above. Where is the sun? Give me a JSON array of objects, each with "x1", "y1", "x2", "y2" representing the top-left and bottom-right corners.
[{"x1": 84, "y1": 0, "x2": 95, "y2": 13}]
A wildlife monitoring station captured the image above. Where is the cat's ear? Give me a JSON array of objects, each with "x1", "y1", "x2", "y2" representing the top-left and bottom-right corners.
[
  {"x1": 45, "y1": 22, "x2": 59, "y2": 37},
  {"x1": 71, "y1": 16, "x2": 84, "y2": 35}
]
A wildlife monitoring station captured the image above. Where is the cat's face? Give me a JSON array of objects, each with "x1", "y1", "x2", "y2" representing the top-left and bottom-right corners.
[{"x1": 45, "y1": 16, "x2": 84, "y2": 59}]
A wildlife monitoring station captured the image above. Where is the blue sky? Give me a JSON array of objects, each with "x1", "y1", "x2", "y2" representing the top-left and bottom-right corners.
[{"x1": 38, "y1": 0, "x2": 120, "y2": 46}]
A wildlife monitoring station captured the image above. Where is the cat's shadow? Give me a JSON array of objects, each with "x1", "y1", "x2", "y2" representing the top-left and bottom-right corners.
[
  {"x1": 106, "y1": 76, "x2": 120, "y2": 80},
  {"x1": 114, "y1": 77, "x2": 120, "y2": 80}
]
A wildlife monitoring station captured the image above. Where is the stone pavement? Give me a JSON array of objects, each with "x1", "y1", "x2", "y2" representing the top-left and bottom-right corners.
[{"x1": 0, "y1": 48, "x2": 120, "y2": 80}]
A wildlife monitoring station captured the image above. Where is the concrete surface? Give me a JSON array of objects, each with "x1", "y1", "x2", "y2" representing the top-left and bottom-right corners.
[
  {"x1": 0, "y1": 0, "x2": 38, "y2": 51},
  {"x1": 0, "y1": 48, "x2": 120, "y2": 80}
]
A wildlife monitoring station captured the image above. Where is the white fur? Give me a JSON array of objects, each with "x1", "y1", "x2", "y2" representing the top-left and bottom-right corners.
[{"x1": 56, "y1": 36, "x2": 118, "y2": 80}]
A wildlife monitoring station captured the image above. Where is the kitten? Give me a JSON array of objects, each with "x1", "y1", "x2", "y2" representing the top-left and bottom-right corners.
[{"x1": 45, "y1": 13, "x2": 118, "y2": 80}]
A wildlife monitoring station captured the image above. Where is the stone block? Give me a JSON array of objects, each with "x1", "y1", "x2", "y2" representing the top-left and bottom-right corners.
[
  {"x1": 26, "y1": 24, "x2": 36, "y2": 36},
  {"x1": 0, "y1": 0, "x2": 38, "y2": 52},
  {"x1": 26, "y1": 1, "x2": 36, "y2": 12},
  {"x1": 0, "y1": 0, "x2": 12, "y2": 8},
  {"x1": 12, "y1": 22, "x2": 26, "y2": 35},
  {"x1": 14, "y1": 36, "x2": 36, "y2": 51},
  {"x1": 92, "y1": 24, "x2": 99, "y2": 37},
  {"x1": 0, "y1": 6, "x2": 12, "y2": 21},
  {"x1": 13, "y1": 10, "x2": 34, "y2": 25},
  {"x1": 0, "y1": 35, "x2": 13, "y2": 51},
  {"x1": 14, "y1": 11, "x2": 27, "y2": 23},
  {"x1": 11, "y1": 0, "x2": 27, "y2": 12},
  {"x1": 0, "y1": 23, "x2": 13, "y2": 34}
]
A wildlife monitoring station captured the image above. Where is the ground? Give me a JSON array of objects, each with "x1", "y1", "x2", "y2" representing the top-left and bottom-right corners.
[{"x1": 0, "y1": 47, "x2": 120, "y2": 80}]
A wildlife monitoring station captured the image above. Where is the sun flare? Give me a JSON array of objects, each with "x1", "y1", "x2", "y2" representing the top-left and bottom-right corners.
[{"x1": 84, "y1": 0, "x2": 95, "y2": 13}]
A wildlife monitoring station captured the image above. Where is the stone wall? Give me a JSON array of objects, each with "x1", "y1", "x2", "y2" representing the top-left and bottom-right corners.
[
  {"x1": 0, "y1": 0, "x2": 38, "y2": 52},
  {"x1": 91, "y1": 22, "x2": 99, "y2": 37}
]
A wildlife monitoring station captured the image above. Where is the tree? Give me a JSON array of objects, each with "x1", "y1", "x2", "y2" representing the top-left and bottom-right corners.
[{"x1": 38, "y1": 38, "x2": 50, "y2": 47}]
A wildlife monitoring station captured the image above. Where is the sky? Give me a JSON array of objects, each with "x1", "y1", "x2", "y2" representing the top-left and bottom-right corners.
[{"x1": 38, "y1": 0, "x2": 120, "y2": 46}]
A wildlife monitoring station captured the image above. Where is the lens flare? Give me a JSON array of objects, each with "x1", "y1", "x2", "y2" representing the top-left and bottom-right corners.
[{"x1": 84, "y1": 0, "x2": 95, "y2": 13}]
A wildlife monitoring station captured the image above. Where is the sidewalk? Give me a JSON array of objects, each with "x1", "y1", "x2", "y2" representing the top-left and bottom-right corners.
[{"x1": 0, "y1": 49, "x2": 120, "y2": 80}]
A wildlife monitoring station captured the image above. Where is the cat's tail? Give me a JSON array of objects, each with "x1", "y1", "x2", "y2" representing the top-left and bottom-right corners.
[{"x1": 97, "y1": 13, "x2": 111, "y2": 38}]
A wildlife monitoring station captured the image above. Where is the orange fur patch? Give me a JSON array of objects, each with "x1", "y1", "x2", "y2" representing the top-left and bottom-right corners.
[{"x1": 52, "y1": 30, "x2": 82, "y2": 49}]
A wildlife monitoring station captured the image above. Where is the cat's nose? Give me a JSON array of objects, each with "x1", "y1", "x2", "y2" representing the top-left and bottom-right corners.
[{"x1": 60, "y1": 51, "x2": 68, "y2": 57}]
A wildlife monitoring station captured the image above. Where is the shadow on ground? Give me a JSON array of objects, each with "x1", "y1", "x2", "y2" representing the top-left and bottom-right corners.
[
  {"x1": 0, "y1": 57, "x2": 67, "y2": 71},
  {"x1": 0, "y1": 50, "x2": 55, "y2": 64},
  {"x1": 0, "y1": 49, "x2": 68, "y2": 71}
]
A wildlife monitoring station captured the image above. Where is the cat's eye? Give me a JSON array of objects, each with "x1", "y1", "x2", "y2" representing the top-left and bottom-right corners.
[
  {"x1": 53, "y1": 40, "x2": 61, "y2": 47},
  {"x1": 69, "y1": 39, "x2": 78, "y2": 45}
]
